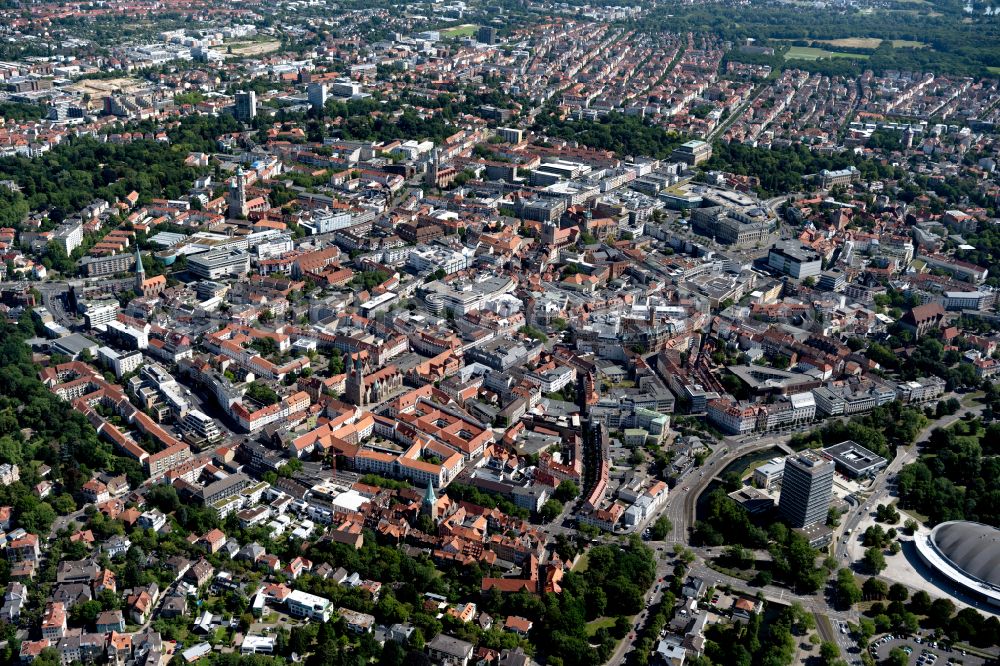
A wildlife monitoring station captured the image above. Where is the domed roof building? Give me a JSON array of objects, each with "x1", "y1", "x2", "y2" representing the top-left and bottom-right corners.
[{"x1": 915, "y1": 520, "x2": 1000, "y2": 607}]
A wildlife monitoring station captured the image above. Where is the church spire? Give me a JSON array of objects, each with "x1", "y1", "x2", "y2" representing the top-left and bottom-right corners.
[
  {"x1": 134, "y1": 246, "x2": 145, "y2": 293},
  {"x1": 422, "y1": 479, "x2": 438, "y2": 523}
]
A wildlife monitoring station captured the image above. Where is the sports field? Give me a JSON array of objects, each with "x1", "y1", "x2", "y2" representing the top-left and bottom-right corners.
[
  {"x1": 785, "y1": 46, "x2": 870, "y2": 61},
  {"x1": 441, "y1": 24, "x2": 479, "y2": 38}
]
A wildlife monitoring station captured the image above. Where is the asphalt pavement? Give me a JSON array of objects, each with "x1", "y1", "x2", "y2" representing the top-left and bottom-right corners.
[
  {"x1": 832, "y1": 400, "x2": 987, "y2": 562},
  {"x1": 598, "y1": 399, "x2": 984, "y2": 666},
  {"x1": 871, "y1": 635, "x2": 989, "y2": 666}
]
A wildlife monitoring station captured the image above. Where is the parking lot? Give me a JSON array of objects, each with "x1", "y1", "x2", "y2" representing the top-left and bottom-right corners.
[{"x1": 871, "y1": 634, "x2": 988, "y2": 666}]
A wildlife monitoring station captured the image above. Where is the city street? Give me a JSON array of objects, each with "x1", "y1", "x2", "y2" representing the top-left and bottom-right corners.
[{"x1": 598, "y1": 395, "x2": 984, "y2": 665}]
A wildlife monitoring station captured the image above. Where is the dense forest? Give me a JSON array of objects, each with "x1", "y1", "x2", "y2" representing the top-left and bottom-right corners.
[
  {"x1": 338, "y1": 107, "x2": 459, "y2": 145},
  {"x1": 632, "y1": 0, "x2": 1000, "y2": 75},
  {"x1": 532, "y1": 111, "x2": 685, "y2": 160},
  {"x1": 0, "y1": 101, "x2": 47, "y2": 121},
  {"x1": 897, "y1": 417, "x2": 1000, "y2": 526},
  {"x1": 0, "y1": 187, "x2": 30, "y2": 230},
  {"x1": 0, "y1": 114, "x2": 238, "y2": 226},
  {"x1": 0, "y1": 139, "x2": 199, "y2": 224},
  {"x1": 704, "y1": 142, "x2": 904, "y2": 197},
  {"x1": 309, "y1": 97, "x2": 461, "y2": 145}
]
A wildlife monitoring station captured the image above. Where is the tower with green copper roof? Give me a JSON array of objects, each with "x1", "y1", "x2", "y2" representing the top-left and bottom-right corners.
[
  {"x1": 134, "y1": 245, "x2": 145, "y2": 293},
  {"x1": 421, "y1": 480, "x2": 438, "y2": 523}
]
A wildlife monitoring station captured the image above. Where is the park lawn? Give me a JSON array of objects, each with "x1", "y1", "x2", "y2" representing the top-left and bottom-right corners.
[
  {"x1": 585, "y1": 616, "x2": 618, "y2": 637},
  {"x1": 989, "y1": 67, "x2": 1000, "y2": 74},
  {"x1": 961, "y1": 391, "x2": 985, "y2": 407},
  {"x1": 441, "y1": 24, "x2": 479, "y2": 38},
  {"x1": 900, "y1": 506, "x2": 930, "y2": 524},
  {"x1": 816, "y1": 38, "x2": 883, "y2": 49},
  {"x1": 572, "y1": 552, "x2": 589, "y2": 572},
  {"x1": 811, "y1": 38, "x2": 928, "y2": 49},
  {"x1": 785, "y1": 46, "x2": 870, "y2": 61},
  {"x1": 706, "y1": 559, "x2": 755, "y2": 582}
]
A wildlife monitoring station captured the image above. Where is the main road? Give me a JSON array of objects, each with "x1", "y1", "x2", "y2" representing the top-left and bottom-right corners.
[
  {"x1": 665, "y1": 433, "x2": 794, "y2": 543},
  {"x1": 603, "y1": 397, "x2": 980, "y2": 665},
  {"x1": 604, "y1": 431, "x2": 842, "y2": 666},
  {"x1": 604, "y1": 540, "x2": 862, "y2": 666}
]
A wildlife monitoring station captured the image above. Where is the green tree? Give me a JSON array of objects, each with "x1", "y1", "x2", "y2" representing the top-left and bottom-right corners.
[
  {"x1": 244, "y1": 381, "x2": 280, "y2": 406},
  {"x1": 864, "y1": 547, "x2": 887, "y2": 574},
  {"x1": 147, "y1": 484, "x2": 181, "y2": 513},
  {"x1": 649, "y1": 515, "x2": 673, "y2": 540},
  {"x1": 819, "y1": 640, "x2": 840, "y2": 665},
  {"x1": 554, "y1": 480, "x2": 580, "y2": 502},
  {"x1": 70, "y1": 599, "x2": 102, "y2": 625},
  {"x1": 540, "y1": 499, "x2": 563, "y2": 522},
  {"x1": 51, "y1": 493, "x2": 77, "y2": 514},
  {"x1": 328, "y1": 348, "x2": 345, "y2": 375},
  {"x1": 863, "y1": 577, "x2": 888, "y2": 600},
  {"x1": 887, "y1": 583, "x2": 909, "y2": 602},
  {"x1": 928, "y1": 598, "x2": 956, "y2": 627},
  {"x1": 887, "y1": 647, "x2": 909, "y2": 666},
  {"x1": 835, "y1": 568, "x2": 862, "y2": 608},
  {"x1": 909, "y1": 590, "x2": 932, "y2": 614}
]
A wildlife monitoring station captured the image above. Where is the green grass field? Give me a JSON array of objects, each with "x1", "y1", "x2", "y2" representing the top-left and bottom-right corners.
[
  {"x1": 785, "y1": 46, "x2": 870, "y2": 61},
  {"x1": 440, "y1": 24, "x2": 479, "y2": 38},
  {"x1": 585, "y1": 617, "x2": 617, "y2": 637}
]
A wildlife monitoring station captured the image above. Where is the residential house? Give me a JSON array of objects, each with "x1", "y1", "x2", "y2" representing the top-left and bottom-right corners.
[
  {"x1": 160, "y1": 593, "x2": 188, "y2": 619},
  {"x1": 1, "y1": 581, "x2": 26, "y2": 622},
  {"x1": 339, "y1": 607, "x2": 376, "y2": 634},
  {"x1": 426, "y1": 634, "x2": 475, "y2": 666},
  {"x1": 184, "y1": 560, "x2": 214, "y2": 588},
  {"x1": 126, "y1": 584, "x2": 159, "y2": 624},
  {"x1": 41, "y1": 602, "x2": 67, "y2": 640},
  {"x1": 6, "y1": 533, "x2": 40, "y2": 563},
  {"x1": 103, "y1": 535, "x2": 132, "y2": 558},
  {"x1": 96, "y1": 609, "x2": 126, "y2": 633},
  {"x1": 503, "y1": 616, "x2": 533, "y2": 636},
  {"x1": 197, "y1": 529, "x2": 227, "y2": 554}
]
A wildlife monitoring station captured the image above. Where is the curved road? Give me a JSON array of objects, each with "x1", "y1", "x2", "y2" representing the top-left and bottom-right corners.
[
  {"x1": 606, "y1": 434, "x2": 836, "y2": 666},
  {"x1": 606, "y1": 400, "x2": 982, "y2": 665},
  {"x1": 666, "y1": 434, "x2": 793, "y2": 543}
]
